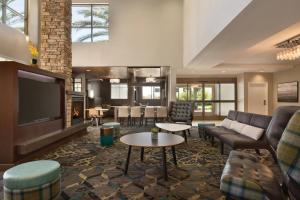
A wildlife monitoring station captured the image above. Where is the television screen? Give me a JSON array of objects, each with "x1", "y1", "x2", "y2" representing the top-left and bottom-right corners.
[{"x1": 18, "y1": 71, "x2": 62, "y2": 125}]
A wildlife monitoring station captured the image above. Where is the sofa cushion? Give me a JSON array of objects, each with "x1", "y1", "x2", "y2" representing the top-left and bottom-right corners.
[
  {"x1": 220, "y1": 118, "x2": 232, "y2": 129},
  {"x1": 277, "y1": 110, "x2": 300, "y2": 185},
  {"x1": 220, "y1": 151, "x2": 283, "y2": 200},
  {"x1": 219, "y1": 133, "x2": 266, "y2": 149},
  {"x1": 241, "y1": 125, "x2": 264, "y2": 140},
  {"x1": 236, "y1": 112, "x2": 253, "y2": 124},
  {"x1": 227, "y1": 110, "x2": 238, "y2": 120},
  {"x1": 230, "y1": 121, "x2": 247, "y2": 133},
  {"x1": 205, "y1": 126, "x2": 238, "y2": 139}
]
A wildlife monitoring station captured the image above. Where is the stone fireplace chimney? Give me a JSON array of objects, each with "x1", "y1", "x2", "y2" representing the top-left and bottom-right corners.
[{"x1": 39, "y1": 0, "x2": 72, "y2": 127}]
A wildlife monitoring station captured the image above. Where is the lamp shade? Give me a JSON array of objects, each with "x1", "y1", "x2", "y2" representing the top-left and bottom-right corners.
[{"x1": 0, "y1": 24, "x2": 30, "y2": 65}]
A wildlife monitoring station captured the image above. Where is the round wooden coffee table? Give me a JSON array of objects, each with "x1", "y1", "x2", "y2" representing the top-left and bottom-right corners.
[{"x1": 120, "y1": 132, "x2": 184, "y2": 181}]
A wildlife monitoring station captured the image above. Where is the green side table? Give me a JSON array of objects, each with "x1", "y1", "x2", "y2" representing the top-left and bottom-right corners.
[
  {"x1": 100, "y1": 127, "x2": 114, "y2": 147},
  {"x1": 102, "y1": 122, "x2": 121, "y2": 138},
  {"x1": 198, "y1": 123, "x2": 215, "y2": 139}
]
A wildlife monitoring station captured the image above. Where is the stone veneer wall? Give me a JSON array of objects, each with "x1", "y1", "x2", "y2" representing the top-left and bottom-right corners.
[{"x1": 39, "y1": 0, "x2": 72, "y2": 127}]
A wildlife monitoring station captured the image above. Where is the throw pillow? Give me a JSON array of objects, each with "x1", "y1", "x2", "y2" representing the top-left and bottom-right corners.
[
  {"x1": 240, "y1": 125, "x2": 264, "y2": 140},
  {"x1": 230, "y1": 121, "x2": 247, "y2": 133},
  {"x1": 221, "y1": 118, "x2": 232, "y2": 129},
  {"x1": 277, "y1": 110, "x2": 300, "y2": 185}
]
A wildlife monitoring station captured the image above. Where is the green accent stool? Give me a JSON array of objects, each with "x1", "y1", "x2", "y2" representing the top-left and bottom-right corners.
[
  {"x1": 102, "y1": 122, "x2": 121, "y2": 138},
  {"x1": 198, "y1": 123, "x2": 215, "y2": 139},
  {"x1": 100, "y1": 127, "x2": 114, "y2": 147},
  {"x1": 3, "y1": 160, "x2": 61, "y2": 200}
]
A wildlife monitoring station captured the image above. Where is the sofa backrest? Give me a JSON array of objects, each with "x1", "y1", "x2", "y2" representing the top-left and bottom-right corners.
[
  {"x1": 236, "y1": 112, "x2": 253, "y2": 124},
  {"x1": 250, "y1": 114, "x2": 272, "y2": 130},
  {"x1": 227, "y1": 110, "x2": 238, "y2": 120},
  {"x1": 266, "y1": 106, "x2": 300, "y2": 151},
  {"x1": 227, "y1": 110, "x2": 271, "y2": 131}
]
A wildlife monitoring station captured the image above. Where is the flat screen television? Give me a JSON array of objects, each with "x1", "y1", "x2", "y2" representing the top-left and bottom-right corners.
[{"x1": 18, "y1": 70, "x2": 62, "y2": 125}]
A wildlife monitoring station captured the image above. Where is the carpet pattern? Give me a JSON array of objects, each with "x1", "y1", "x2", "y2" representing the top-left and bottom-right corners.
[{"x1": 0, "y1": 126, "x2": 279, "y2": 200}]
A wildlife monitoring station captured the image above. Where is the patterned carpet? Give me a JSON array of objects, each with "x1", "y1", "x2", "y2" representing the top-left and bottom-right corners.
[{"x1": 0, "y1": 126, "x2": 279, "y2": 200}]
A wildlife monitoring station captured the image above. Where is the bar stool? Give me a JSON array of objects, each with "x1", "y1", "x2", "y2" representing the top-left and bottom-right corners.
[
  {"x1": 118, "y1": 106, "x2": 130, "y2": 126},
  {"x1": 156, "y1": 106, "x2": 168, "y2": 122},
  {"x1": 130, "y1": 106, "x2": 142, "y2": 126},
  {"x1": 144, "y1": 106, "x2": 155, "y2": 126}
]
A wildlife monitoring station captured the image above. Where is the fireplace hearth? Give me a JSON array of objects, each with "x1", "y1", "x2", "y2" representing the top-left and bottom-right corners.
[{"x1": 71, "y1": 95, "x2": 84, "y2": 125}]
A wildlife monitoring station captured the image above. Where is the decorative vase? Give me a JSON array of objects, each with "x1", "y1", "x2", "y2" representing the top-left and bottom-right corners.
[
  {"x1": 32, "y1": 58, "x2": 37, "y2": 65},
  {"x1": 151, "y1": 132, "x2": 158, "y2": 140}
]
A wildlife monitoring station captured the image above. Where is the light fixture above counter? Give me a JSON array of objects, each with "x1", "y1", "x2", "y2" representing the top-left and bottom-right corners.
[{"x1": 276, "y1": 34, "x2": 300, "y2": 61}]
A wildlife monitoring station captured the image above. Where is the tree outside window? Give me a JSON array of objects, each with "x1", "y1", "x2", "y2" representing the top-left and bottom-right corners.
[
  {"x1": 0, "y1": 0, "x2": 26, "y2": 33},
  {"x1": 72, "y1": 4, "x2": 109, "y2": 42}
]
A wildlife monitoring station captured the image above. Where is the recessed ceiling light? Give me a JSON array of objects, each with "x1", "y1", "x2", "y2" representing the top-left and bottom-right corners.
[{"x1": 86, "y1": 69, "x2": 91, "y2": 72}]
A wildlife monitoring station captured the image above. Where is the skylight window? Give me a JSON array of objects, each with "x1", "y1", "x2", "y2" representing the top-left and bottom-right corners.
[
  {"x1": 0, "y1": 0, "x2": 26, "y2": 33},
  {"x1": 72, "y1": 4, "x2": 109, "y2": 43}
]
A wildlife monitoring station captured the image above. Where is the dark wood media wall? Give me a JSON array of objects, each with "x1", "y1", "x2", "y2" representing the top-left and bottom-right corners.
[{"x1": 0, "y1": 61, "x2": 67, "y2": 168}]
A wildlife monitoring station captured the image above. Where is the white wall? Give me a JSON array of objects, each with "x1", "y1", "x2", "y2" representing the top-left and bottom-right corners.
[
  {"x1": 237, "y1": 74, "x2": 245, "y2": 111},
  {"x1": 72, "y1": 0, "x2": 183, "y2": 68},
  {"x1": 273, "y1": 65, "x2": 300, "y2": 110},
  {"x1": 28, "y1": 0, "x2": 39, "y2": 45},
  {"x1": 183, "y1": 0, "x2": 252, "y2": 66}
]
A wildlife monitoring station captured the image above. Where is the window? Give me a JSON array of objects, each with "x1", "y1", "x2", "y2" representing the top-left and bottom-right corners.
[
  {"x1": 0, "y1": 0, "x2": 26, "y2": 33},
  {"x1": 176, "y1": 84, "x2": 188, "y2": 101},
  {"x1": 73, "y1": 78, "x2": 82, "y2": 92},
  {"x1": 142, "y1": 86, "x2": 160, "y2": 100},
  {"x1": 176, "y1": 82, "x2": 236, "y2": 119},
  {"x1": 111, "y1": 84, "x2": 128, "y2": 99},
  {"x1": 72, "y1": 4, "x2": 109, "y2": 43}
]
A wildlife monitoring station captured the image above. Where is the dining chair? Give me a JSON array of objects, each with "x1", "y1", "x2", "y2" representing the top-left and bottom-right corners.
[
  {"x1": 144, "y1": 106, "x2": 155, "y2": 126},
  {"x1": 130, "y1": 106, "x2": 142, "y2": 126}
]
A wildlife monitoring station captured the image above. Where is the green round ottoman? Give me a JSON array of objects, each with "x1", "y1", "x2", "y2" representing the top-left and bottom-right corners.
[
  {"x1": 102, "y1": 122, "x2": 120, "y2": 138},
  {"x1": 3, "y1": 160, "x2": 61, "y2": 200}
]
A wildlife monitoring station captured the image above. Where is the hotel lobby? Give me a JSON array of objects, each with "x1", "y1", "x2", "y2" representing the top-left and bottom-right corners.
[{"x1": 0, "y1": 0, "x2": 300, "y2": 199}]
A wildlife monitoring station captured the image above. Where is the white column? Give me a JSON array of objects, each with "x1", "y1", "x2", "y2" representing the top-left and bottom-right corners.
[{"x1": 168, "y1": 67, "x2": 177, "y2": 104}]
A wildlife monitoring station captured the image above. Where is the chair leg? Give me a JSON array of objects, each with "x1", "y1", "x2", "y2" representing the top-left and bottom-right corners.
[
  {"x1": 187, "y1": 129, "x2": 191, "y2": 136},
  {"x1": 220, "y1": 142, "x2": 224, "y2": 155},
  {"x1": 255, "y1": 149, "x2": 261, "y2": 156}
]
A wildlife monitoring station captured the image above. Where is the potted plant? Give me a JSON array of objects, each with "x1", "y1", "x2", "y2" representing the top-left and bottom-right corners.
[
  {"x1": 28, "y1": 41, "x2": 39, "y2": 65},
  {"x1": 151, "y1": 127, "x2": 159, "y2": 140}
]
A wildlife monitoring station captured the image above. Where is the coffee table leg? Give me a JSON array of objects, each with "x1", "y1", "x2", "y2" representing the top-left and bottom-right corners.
[
  {"x1": 140, "y1": 147, "x2": 144, "y2": 162},
  {"x1": 182, "y1": 130, "x2": 187, "y2": 143},
  {"x1": 171, "y1": 146, "x2": 177, "y2": 166},
  {"x1": 125, "y1": 146, "x2": 132, "y2": 175},
  {"x1": 162, "y1": 147, "x2": 168, "y2": 181}
]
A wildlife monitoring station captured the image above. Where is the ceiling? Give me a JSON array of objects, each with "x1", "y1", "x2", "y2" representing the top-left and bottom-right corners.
[
  {"x1": 184, "y1": 0, "x2": 300, "y2": 75},
  {"x1": 73, "y1": 66, "x2": 169, "y2": 79}
]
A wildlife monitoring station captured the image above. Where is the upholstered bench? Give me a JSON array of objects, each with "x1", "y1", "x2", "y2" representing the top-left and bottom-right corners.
[
  {"x1": 102, "y1": 122, "x2": 120, "y2": 138},
  {"x1": 3, "y1": 160, "x2": 61, "y2": 200}
]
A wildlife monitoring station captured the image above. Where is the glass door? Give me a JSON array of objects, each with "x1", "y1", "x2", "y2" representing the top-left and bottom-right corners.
[{"x1": 176, "y1": 82, "x2": 237, "y2": 120}]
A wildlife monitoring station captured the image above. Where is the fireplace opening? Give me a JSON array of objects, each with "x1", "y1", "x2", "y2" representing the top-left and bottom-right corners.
[{"x1": 72, "y1": 96, "x2": 84, "y2": 125}]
